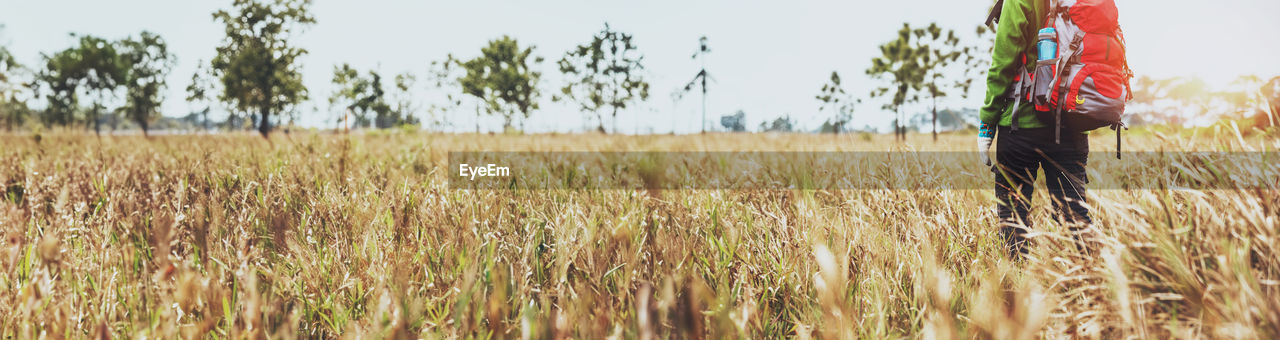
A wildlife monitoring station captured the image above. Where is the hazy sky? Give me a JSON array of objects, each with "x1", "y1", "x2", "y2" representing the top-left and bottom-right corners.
[{"x1": 2, "y1": 0, "x2": 1278, "y2": 133}]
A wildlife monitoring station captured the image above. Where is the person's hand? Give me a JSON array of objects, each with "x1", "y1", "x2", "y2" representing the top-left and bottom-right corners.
[{"x1": 978, "y1": 123, "x2": 995, "y2": 166}]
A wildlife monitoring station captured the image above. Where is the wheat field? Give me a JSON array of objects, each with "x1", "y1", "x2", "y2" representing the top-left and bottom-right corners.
[{"x1": 0, "y1": 127, "x2": 1277, "y2": 339}]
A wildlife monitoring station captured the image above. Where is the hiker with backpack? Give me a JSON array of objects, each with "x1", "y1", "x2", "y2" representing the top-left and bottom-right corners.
[{"x1": 977, "y1": 0, "x2": 1132, "y2": 257}]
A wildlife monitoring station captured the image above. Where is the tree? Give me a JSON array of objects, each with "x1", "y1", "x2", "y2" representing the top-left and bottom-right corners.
[
  {"x1": 0, "y1": 25, "x2": 14, "y2": 85},
  {"x1": 1216, "y1": 75, "x2": 1263, "y2": 122},
  {"x1": 1261, "y1": 76, "x2": 1280, "y2": 128},
  {"x1": 867, "y1": 22, "x2": 972, "y2": 142},
  {"x1": 676, "y1": 36, "x2": 712, "y2": 133},
  {"x1": 1167, "y1": 77, "x2": 1211, "y2": 118},
  {"x1": 186, "y1": 60, "x2": 216, "y2": 131},
  {"x1": 390, "y1": 72, "x2": 419, "y2": 127},
  {"x1": 458, "y1": 36, "x2": 543, "y2": 131},
  {"x1": 426, "y1": 54, "x2": 466, "y2": 131},
  {"x1": 941, "y1": 26, "x2": 993, "y2": 135},
  {"x1": 815, "y1": 71, "x2": 859, "y2": 134},
  {"x1": 867, "y1": 24, "x2": 925, "y2": 142},
  {"x1": 35, "y1": 34, "x2": 127, "y2": 133},
  {"x1": 118, "y1": 31, "x2": 175, "y2": 136},
  {"x1": 1160, "y1": 77, "x2": 1247, "y2": 126},
  {"x1": 1127, "y1": 76, "x2": 1176, "y2": 126},
  {"x1": 720, "y1": 110, "x2": 746, "y2": 132},
  {"x1": 910, "y1": 108, "x2": 977, "y2": 132},
  {"x1": 1126, "y1": 75, "x2": 1274, "y2": 127},
  {"x1": 918, "y1": 25, "x2": 964, "y2": 142},
  {"x1": 35, "y1": 51, "x2": 78, "y2": 128},
  {"x1": 329, "y1": 64, "x2": 415, "y2": 130},
  {"x1": 364, "y1": 71, "x2": 392, "y2": 128},
  {"x1": 329, "y1": 63, "x2": 375, "y2": 128},
  {"x1": 210, "y1": 0, "x2": 315, "y2": 138},
  {"x1": 328, "y1": 63, "x2": 363, "y2": 128},
  {"x1": 1, "y1": 25, "x2": 31, "y2": 131},
  {"x1": 759, "y1": 115, "x2": 795, "y2": 132},
  {"x1": 1130, "y1": 76, "x2": 1168, "y2": 107},
  {"x1": 556, "y1": 23, "x2": 650, "y2": 133}
]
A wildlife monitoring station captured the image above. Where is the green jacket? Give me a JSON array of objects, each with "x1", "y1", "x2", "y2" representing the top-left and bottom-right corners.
[{"x1": 980, "y1": 0, "x2": 1048, "y2": 128}]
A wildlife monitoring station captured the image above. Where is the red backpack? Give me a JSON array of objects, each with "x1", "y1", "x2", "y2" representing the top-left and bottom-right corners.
[{"x1": 990, "y1": 0, "x2": 1134, "y2": 156}]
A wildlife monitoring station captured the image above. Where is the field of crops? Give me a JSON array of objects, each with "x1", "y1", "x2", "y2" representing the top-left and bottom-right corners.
[{"x1": 1, "y1": 128, "x2": 1277, "y2": 338}]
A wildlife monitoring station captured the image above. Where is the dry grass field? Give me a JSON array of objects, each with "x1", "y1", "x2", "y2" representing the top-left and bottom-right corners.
[{"x1": 0, "y1": 127, "x2": 1277, "y2": 338}]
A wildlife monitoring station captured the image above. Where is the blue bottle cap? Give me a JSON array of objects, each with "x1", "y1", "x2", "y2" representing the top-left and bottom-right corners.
[{"x1": 1038, "y1": 27, "x2": 1056, "y2": 39}]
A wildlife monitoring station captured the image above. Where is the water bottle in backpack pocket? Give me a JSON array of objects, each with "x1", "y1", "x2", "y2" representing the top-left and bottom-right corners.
[
  {"x1": 1031, "y1": 61, "x2": 1058, "y2": 111},
  {"x1": 1029, "y1": 27, "x2": 1059, "y2": 112},
  {"x1": 1032, "y1": 28, "x2": 1058, "y2": 112}
]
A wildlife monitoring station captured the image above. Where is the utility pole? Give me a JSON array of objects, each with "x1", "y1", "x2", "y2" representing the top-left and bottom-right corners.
[
  {"x1": 701, "y1": 44, "x2": 707, "y2": 133},
  {"x1": 679, "y1": 36, "x2": 712, "y2": 134}
]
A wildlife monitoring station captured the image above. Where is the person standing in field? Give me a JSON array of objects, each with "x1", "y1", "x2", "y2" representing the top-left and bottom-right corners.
[{"x1": 978, "y1": 0, "x2": 1130, "y2": 257}]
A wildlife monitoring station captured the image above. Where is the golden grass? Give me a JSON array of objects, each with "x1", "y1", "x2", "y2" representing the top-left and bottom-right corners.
[{"x1": 0, "y1": 126, "x2": 1277, "y2": 338}]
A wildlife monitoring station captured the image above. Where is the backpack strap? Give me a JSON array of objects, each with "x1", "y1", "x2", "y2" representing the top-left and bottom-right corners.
[
  {"x1": 1052, "y1": 77, "x2": 1069, "y2": 144},
  {"x1": 1054, "y1": 106, "x2": 1062, "y2": 143},
  {"x1": 1115, "y1": 123, "x2": 1125, "y2": 159},
  {"x1": 1117, "y1": 28, "x2": 1135, "y2": 101},
  {"x1": 985, "y1": 0, "x2": 1005, "y2": 29},
  {"x1": 1045, "y1": 0, "x2": 1059, "y2": 27},
  {"x1": 1048, "y1": 32, "x2": 1084, "y2": 110},
  {"x1": 1010, "y1": 65, "x2": 1029, "y2": 131}
]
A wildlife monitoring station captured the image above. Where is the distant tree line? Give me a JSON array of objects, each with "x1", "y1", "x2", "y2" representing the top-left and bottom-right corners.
[
  {"x1": 0, "y1": 30, "x2": 174, "y2": 135},
  {"x1": 1129, "y1": 75, "x2": 1279, "y2": 129},
  {"x1": 1, "y1": 2, "x2": 1276, "y2": 137}
]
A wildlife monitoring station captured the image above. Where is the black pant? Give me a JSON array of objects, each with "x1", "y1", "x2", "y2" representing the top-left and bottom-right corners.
[{"x1": 994, "y1": 126, "x2": 1090, "y2": 256}]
